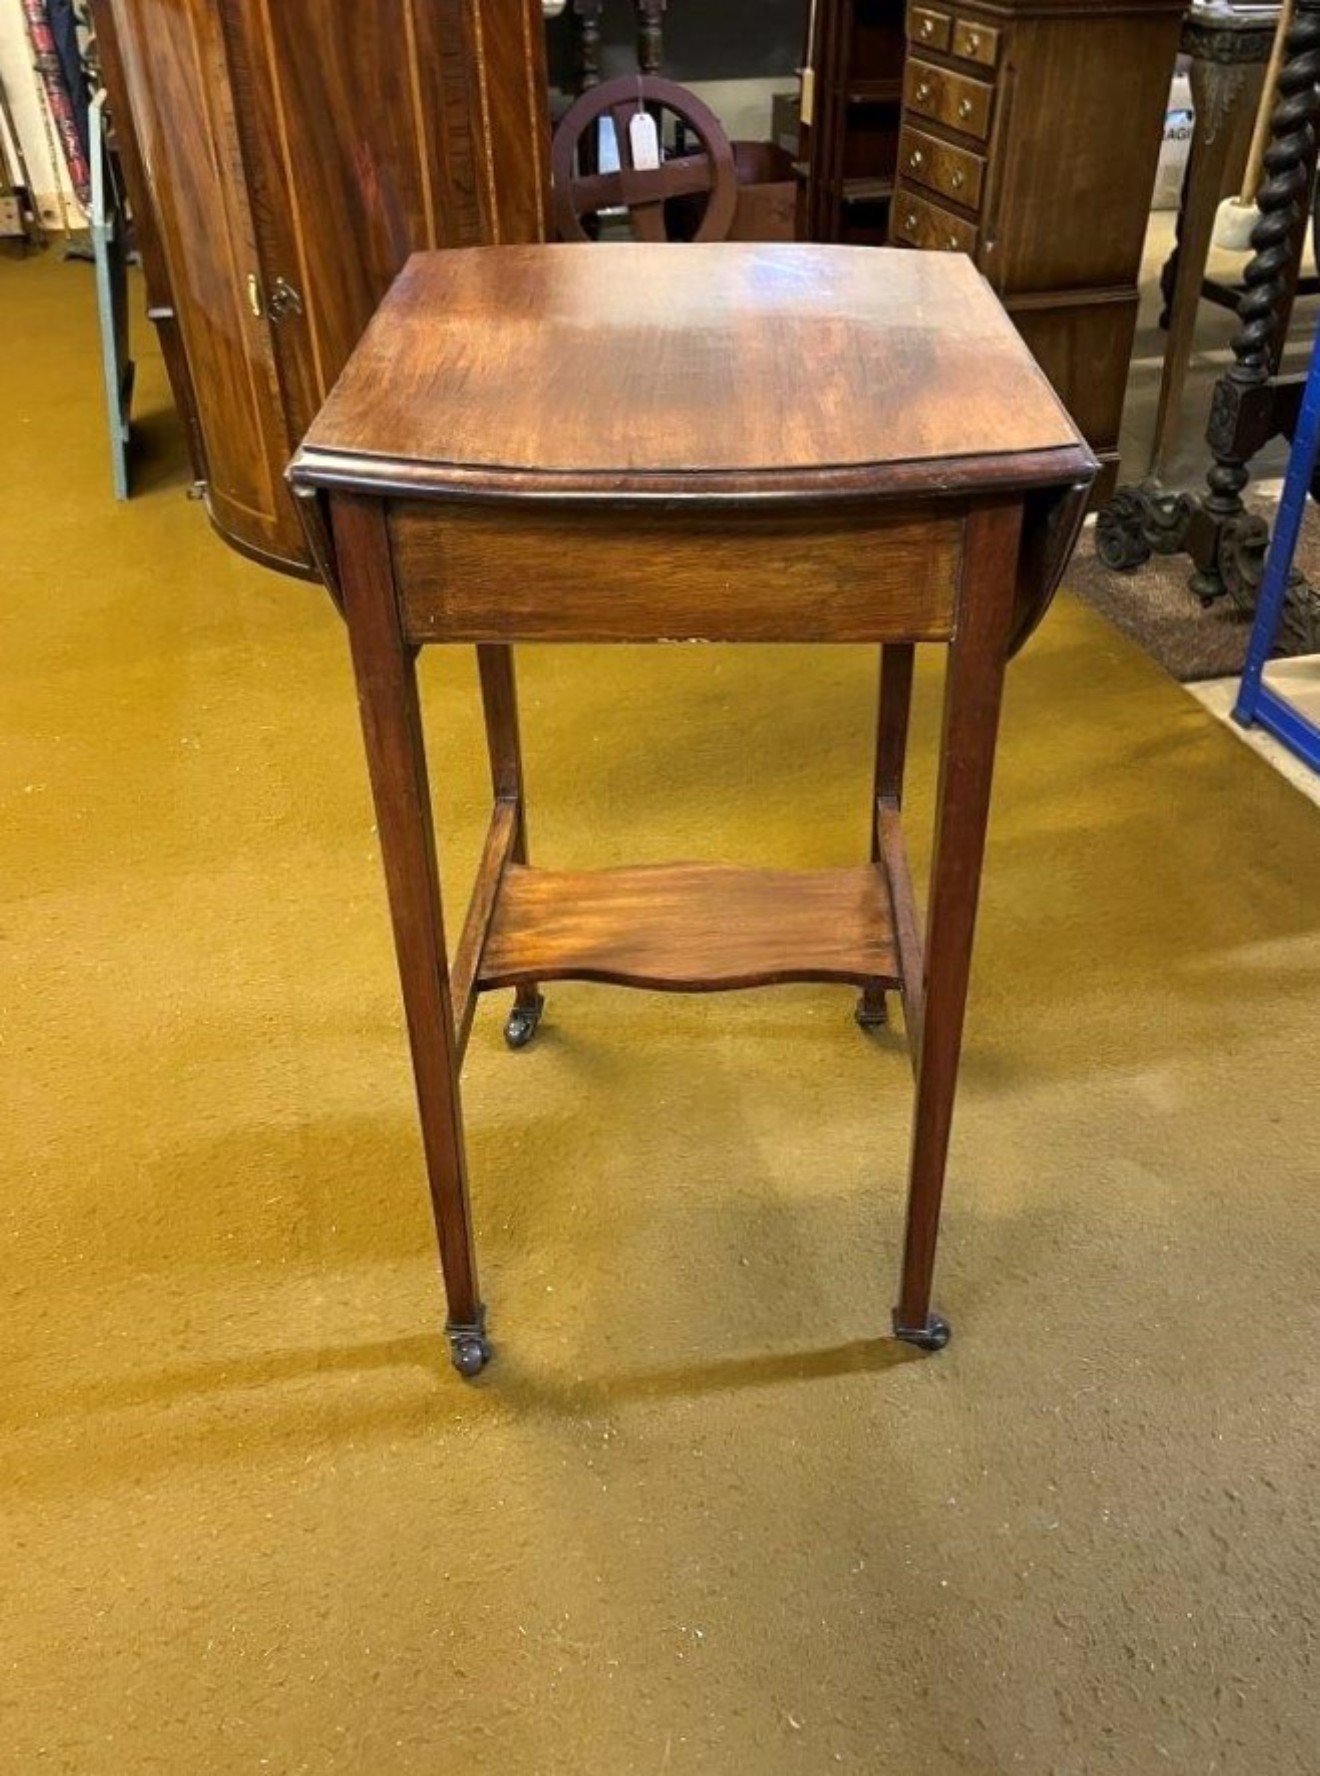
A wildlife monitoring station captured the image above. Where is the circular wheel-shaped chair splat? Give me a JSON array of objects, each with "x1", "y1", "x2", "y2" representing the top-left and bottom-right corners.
[{"x1": 552, "y1": 74, "x2": 738, "y2": 243}]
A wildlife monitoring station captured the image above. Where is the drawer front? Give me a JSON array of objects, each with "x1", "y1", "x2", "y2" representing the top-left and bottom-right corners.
[
  {"x1": 892, "y1": 187, "x2": 979, "y2": 256},
  {"x1": 390, "y1": 504, "x2": 962, "y2": 644},
  {"x1": 898, "y1": 125, "x2": 985, "y2": 211},
  {"x1": 951, "y1": 16, "x2": 999, "y2": 68},
  {"x1": 904, "y1": 57, "x2": 995, "y2": 142},
  {"x1": 907, "y1": 5, "x2": 951, "y2": 52}
]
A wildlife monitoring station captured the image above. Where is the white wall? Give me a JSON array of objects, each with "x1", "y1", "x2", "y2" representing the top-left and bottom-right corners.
[
  {"x1": 687, "y1": 77, "x2": 795, "y2": 146},
  {"x1": 0, "y1": 0, "x2": 82, "y2": 229}
]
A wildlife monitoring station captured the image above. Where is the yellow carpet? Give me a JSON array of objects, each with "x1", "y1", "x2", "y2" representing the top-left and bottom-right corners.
[{"x1": 3, "y1": 249, "x2": 1319, "y2": 1774}]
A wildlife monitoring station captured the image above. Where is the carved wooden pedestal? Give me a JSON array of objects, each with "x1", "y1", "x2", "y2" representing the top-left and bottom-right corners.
[
  {"x1": 1097, "y1": 0, "x2": 1320, "y2": 651},
  {"x1": 1150, "y1": 5, "x2": 1279, "y2": 479}
]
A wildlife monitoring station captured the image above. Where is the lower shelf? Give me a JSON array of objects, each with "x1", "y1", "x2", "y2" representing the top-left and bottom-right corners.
[{"x1": 477, "y1": 862, "x2": 901, "y2": 994}]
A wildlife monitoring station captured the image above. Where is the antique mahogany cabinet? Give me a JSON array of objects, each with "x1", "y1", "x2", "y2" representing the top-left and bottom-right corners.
[
  {"x1": 803, "y1": 0, "x2": 1186, "y2": 498},
  {"x1": 91, "y1": 0, "x2": 550, "y2": 575}
]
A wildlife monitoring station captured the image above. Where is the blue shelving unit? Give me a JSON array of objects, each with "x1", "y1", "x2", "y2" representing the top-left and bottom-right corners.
[{"x1": 1233, "y1": 310, "x2": 1320, "y2": 775}]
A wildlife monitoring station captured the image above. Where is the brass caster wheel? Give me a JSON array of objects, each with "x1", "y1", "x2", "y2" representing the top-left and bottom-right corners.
[
  {"x1": 892, "y1": 1311, "x2": 951, "y2": 1353},
  {"x1": 504, "y1": 992, "x2": 545, "y2": 1051}
]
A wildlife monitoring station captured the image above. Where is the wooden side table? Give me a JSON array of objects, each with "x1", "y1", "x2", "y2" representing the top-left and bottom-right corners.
[{"x1": 290, "y1": 244, "x2": 1096, "y2": 1378}]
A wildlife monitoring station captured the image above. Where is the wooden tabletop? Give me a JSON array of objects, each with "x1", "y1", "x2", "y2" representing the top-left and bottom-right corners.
[{"x1": 291, "y1": 244, "x2": 1094, "y2": 502}]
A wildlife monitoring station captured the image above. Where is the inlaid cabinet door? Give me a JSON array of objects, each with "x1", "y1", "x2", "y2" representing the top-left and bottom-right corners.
[
  {"x1": 101, "y1": 0, "x2": 307, "y2": 571},
  {"x1": 220, "y1": 0, "x2": 551, "y2": 445}
]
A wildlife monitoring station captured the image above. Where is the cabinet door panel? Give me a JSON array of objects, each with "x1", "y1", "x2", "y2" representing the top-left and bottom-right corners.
[
  {"x1": 225, "y1": 0, "x2": 549, "y2": 443},
  {"x1": 991, "y1": 17, "x2": 1180, "y2": 292},
  {"x1": 460, "y1": 0, "x2": 550, "y2": 248},
  {"x1": 101, "y1": 0, "x2": 549, "y2": 576},
  {"x1": 107, "y1": 0, "x2": 306, "y2": 570}
]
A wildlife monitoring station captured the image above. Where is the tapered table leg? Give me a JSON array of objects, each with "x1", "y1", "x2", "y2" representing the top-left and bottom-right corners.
[
  {"x1": 858, "y1": 643, "x2": 915, "y2": 1030},
  {"x1": 333, "y1": 496, "x2": 489, "y2": 1377},
  {"x1": 476, "y1": 644, "x2": 544, "y2": 1048},
  {"x1": 894, "y1": 502, "x2": 1022, "y2": 1350}
]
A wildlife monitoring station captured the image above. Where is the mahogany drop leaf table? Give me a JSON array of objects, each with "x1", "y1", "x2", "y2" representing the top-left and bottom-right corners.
[{"x1": 290, "y1": 244, "x2": 1096, "y2": 1379}]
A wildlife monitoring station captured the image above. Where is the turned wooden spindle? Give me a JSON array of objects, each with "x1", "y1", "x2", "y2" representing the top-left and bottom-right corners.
[{"x1": 635, "y1": 0, "x2": 666, "y2": 73}]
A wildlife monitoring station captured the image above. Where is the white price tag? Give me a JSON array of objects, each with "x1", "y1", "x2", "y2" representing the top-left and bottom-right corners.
[{"x1": 629, "y1": 109, "x2": 661, "y2": 172}]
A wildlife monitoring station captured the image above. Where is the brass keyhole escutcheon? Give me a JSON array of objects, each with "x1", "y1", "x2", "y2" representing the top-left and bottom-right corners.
[
  {"x1": 267, "y1": 277, "x2": 305, "y2": 323},
  {"x1": 957, "y1": 97, "x2": 972, "y2": 120}
]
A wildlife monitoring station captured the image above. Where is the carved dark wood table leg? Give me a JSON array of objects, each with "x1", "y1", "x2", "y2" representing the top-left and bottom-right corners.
[
  {"x1": 1097, "y1": 0, "x2": 1320, "y2": 647},
  {"x1": 1150, "y1": 13, "x2": 1273, "y2": 480},
  {"x1": 1191, "y1": 0, "x2": 1320, "y2": 606},
  {"x1": 293, "y1": 245, "x2": 1095, "y2": 1378}
]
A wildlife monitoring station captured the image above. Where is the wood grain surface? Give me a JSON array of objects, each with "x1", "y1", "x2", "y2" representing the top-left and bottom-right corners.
[
  {"x1": 478, "y1": 863, "x2": 902, "y2": 992},
  {"x1": 392, "y1": 503, "x2": 961, "y2": 643},
  {"x1": 292, "y1": 244, "x2": 1092, "y2": 500},
  {"x1": 891, "y1": 189, "x2": 979, "y2": 257},
  {"x1": 103, "y1": 0, "x2": 300, "y2": 565},
  {"x1": 450, "y1": 800, "x2": 519, "y2": 1055},
  {"x1": 330, "y1": 494, "x2": 483, "y2": 1328},
  {"x1": 904, "y1": 56, "x2": 994, "y2": 142},
  {"x1": 896, "y1": 497, "x2": 1022, "y2": 1334},
  {"x1": 898, "y1": 124, "x2": 987, "y2": 212},
  {"x1": 90, "y1": 0, "x2": 208, "y2": 486},
  {"x1": 888, "y1": 0, "x2": 1183, "y2": 501},
  {"x1": 100, "y1": 0, "x2": 548, "y2": 574}
]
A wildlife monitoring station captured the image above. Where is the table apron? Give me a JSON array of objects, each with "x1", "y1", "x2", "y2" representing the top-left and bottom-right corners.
[{"x1": 387, "y1": 501, "x2": 963, "y2": 644}]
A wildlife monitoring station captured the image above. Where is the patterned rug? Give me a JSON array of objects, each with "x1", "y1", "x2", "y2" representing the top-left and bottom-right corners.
[{"x1": 1065, "y1": 497, "x2": 1320, "y2": 683}]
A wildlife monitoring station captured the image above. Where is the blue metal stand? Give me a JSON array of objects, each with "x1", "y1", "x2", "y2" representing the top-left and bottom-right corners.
[{"x1": 1232, "y1": 309, "x2": 1320, "y2": 774}]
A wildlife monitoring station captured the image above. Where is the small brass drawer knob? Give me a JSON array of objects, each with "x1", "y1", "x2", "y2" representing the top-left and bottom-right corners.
[
  {"x1": 921, "y1": 15, "x2": 934, "y2": 35},
  {"x1": 957, "y1": 97, "x2": 973, "y2": 120},
  {"x1": 966, "y1": 30, "x2": 980, "y2": 50},
  {"x1": 906, "y1": 212, "x2": 919, "y2": 231},
  {"x1": 910, "y1": 148, "x2": 924, "y2": 168},
  {"x1": 917, "y1": 81, "x2": 932, "y2": 101},
  {"x1": 952, "y1": 169, "x2": 966, "y2": 189},
  {"x1": 947, "y1": 235, "x2": 959, "y2": 249}
]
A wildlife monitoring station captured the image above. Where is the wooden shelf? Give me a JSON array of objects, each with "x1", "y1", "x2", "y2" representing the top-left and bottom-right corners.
[
  {"x1": 841, "y1": 177, "x2": 895, "y2": 203},
  {"x1": 846, "y1": 80, "x2": 903, "y2": 104},
  {"x1": 477, "y1": 862, "x2": 900, "y2": 994}
]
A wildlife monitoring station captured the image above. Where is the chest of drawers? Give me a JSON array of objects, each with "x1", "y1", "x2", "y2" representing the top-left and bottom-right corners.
[{"x1": 805, "y1": 0, "x2": 1185, "y2": 502}]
